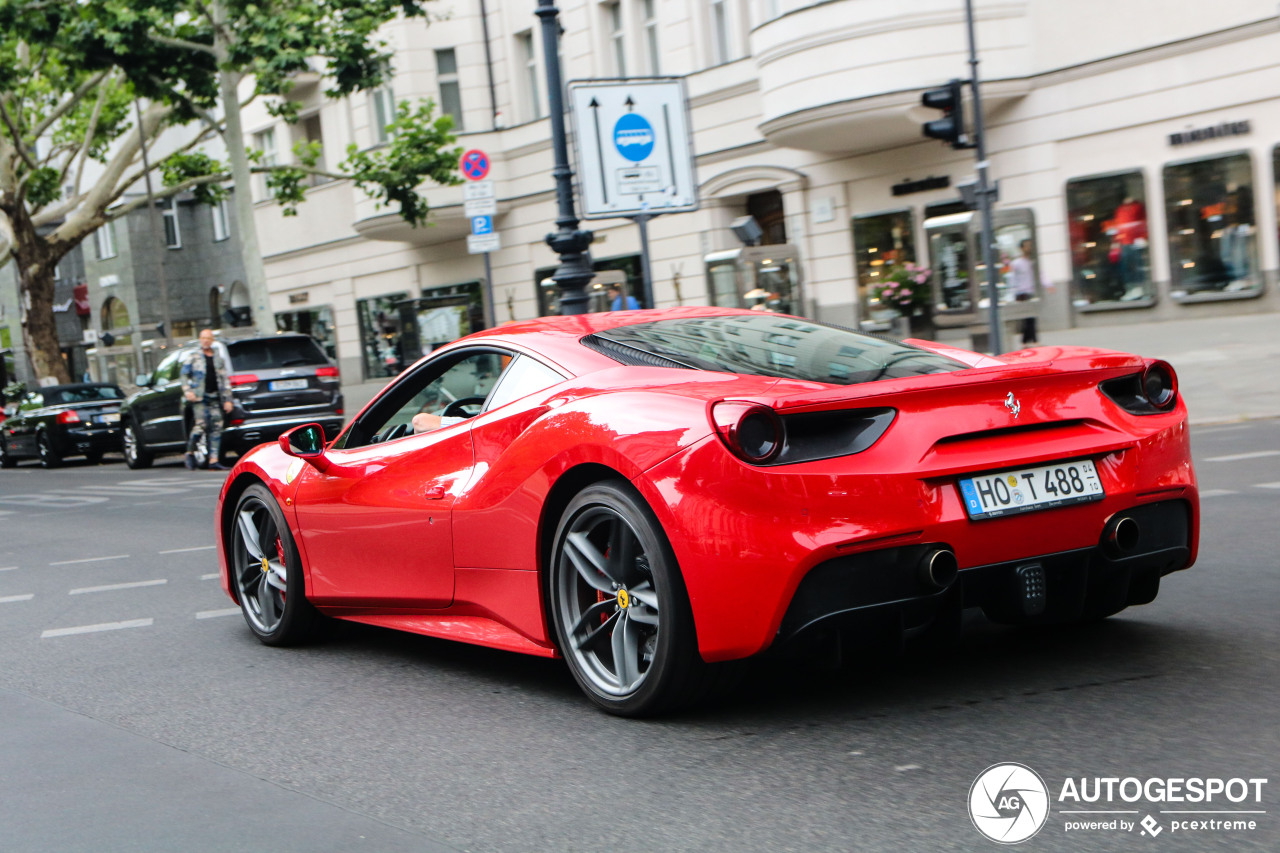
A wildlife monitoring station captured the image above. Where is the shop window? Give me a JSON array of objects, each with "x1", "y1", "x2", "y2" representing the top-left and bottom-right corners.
[
  {"x1": 1066, "y1": 171, "x2": 1154, "y2": 308},
  {"x1": 852, "y1": 210, "x2": 916, "y2": 321},
  {"x1": 1163, "y1": 152, "x2": 1260, "y2": 301},
  {"x1": 357, "y1": 293, "x2": 411, "y2": 380},
  {"x1": 536, "y1": 254, "x2": 643, "y2": 316},
  {"x1": 397, "y1": 282, "x2": 486, "y2": 363},
  {"x1": 275, "y1": 305, "x2": 337, "y2": 361}
]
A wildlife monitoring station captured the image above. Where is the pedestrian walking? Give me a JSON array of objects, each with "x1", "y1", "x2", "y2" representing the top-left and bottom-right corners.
[
  {"x1": 1010, "y1": 239, "x2": 1039, "y2": 345},
  {"x1": 180, "y1": 329, "x2": 233, "y2": 470},
  {"x1": 608, "y1": 284, "x2": 639, "y2": 311}
]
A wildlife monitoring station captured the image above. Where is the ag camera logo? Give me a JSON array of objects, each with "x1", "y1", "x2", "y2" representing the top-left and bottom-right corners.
[{"x1": 969, "y1": 763, "x2": 1050, "y2": 844}]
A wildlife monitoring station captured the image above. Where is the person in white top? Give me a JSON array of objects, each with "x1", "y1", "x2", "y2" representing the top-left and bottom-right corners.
[{"x1": 1010, "y1": 239, "x2": 1038, "y2": 345}]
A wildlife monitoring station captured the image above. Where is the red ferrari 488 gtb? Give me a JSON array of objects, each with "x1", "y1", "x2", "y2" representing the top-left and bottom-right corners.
[{"x1": 215, "y1": 308, "x2": 1198, "y2": 716}]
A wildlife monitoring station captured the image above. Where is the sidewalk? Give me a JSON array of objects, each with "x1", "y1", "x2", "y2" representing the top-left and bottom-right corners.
[{"x1": 1035, "y1": 313, "x2": 1280, "y2": 426}]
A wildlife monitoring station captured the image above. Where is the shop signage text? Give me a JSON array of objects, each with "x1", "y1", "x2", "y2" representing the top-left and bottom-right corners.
[{"x1": 1169, "y1": 121, "x2": 1250, "y2": 146}]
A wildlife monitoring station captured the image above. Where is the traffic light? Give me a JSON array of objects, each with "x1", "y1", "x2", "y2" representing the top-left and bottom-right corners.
[{"x1": 921, "y1": 79, "x2": 969, "y2": 149}]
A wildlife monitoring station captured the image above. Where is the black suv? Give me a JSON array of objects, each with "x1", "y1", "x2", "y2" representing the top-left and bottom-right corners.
[{"x1": 119, "y1": 334, "x2": 345, "y2": 468}]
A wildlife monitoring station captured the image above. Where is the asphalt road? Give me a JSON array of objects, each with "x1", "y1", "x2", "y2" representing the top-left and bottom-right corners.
[{"x1": 0, "y1": 421, "x2": 1277, "y2": 853}]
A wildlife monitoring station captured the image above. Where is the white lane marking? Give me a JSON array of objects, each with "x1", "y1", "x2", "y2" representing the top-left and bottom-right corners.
[
  {"x1": 1199, "y1": 489, "x2": 1238, "y2": 498},
  {"x1": 42, "y1": 618, "x2": 153, "y2": 639},
  {"x1": 1255, "y1": 482, "x2": 1280, "y2": 490},
  {"x1": 0, "y1": 510, "x2": 14, "y2": 517},
  {"x1": 0, "y1": 566, "x2": 17, "y2": 572},
  {"x1": 196, "y1": 608, "x2": 242, "y2": 620},
  {"x1": 895, "y1": 764, "x2": 922, "y2": 772},
  {"x1": 49, "y1": 554, "x2": 129, "y2": 566},
  {"x1": 200, "y1": 573, "x2": 220, "y2": 581},
  {"x1": 160, "y1": 546, "x2": 216, "y2": 555},
  {"x1": 1204, "y1": 450, "x2": 1280, "y2": 462},
  {"x1": 0, "y1": 594, "x2": 34, "y2": 604},
  {"x1": 69, "y1": 579, "x2": 167, "y2": 595}
]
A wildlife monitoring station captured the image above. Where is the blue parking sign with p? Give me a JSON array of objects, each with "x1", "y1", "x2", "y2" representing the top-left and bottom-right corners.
[{"x1": 470, "y1": 215, "x2": 493, "y2": 235}]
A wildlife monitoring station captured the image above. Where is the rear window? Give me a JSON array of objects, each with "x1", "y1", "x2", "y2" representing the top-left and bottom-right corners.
[
  {"x1": 46, "y1": 385, "x2": 123, "y2": 404},
  {"x1": 585, "y1": 315, "x2": 966, "y2": 386},
  {"x1": 226, "y1": 337, "x2": 329, "y2": 371}
]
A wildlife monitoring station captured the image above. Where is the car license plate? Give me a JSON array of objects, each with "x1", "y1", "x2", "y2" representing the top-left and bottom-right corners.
[
  {"x1": 959, "y1": 458, "x2": 1104, "y2": 520},
  {"x1": 98, "y1": 413, "x2": 121, "y2": 423},
  {"x1": 269, "y1": 379, "x2": 308, "y2": 391}
]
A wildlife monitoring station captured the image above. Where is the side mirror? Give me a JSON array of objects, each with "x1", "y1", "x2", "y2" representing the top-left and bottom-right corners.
[
  {"x1": 136, "y1": 373, "x2": 153, "y2": 387},
  {"x1": 279, "y1": 423, "x2": 331, "y2": 472}
]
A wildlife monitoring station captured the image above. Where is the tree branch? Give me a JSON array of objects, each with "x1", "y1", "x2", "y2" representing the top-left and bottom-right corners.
[
  {"x1": 30, "y1": 70, "x2": 110, "y2": 141},
  {"x1": 71, "y1": 76, "x2": 115, "y2": 198},
  {"x1": 0, "y1": 100, "x2": 38, "y2": 172},
  {"x1": 146, "y1": 33, "x2": 219, "y2": 57}
]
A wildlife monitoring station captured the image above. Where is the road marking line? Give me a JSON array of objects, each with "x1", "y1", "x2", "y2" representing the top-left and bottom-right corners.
[
  {"x1": 42, "y1": 618, "x2": 153, "y2": 639},
  {"x1": 1255, "y1": 482, "x2": 1280, "y2": 490},
  {"x1": 49, "y1": 554, "x2": 129, "y2": 566},
  {"x1": 69, "y1": 579, "x2": 167, "y2": 595},
  {"x1": 0, "y1": 594, "x2": 34, "y2": 604},
  {"x1": 1199, "y1": 489, "x2": 1238, "y2": 498},
  {"x1": 0, "y1": 566, "x2": 17, "y2": 572},
  {"x1": 160, "y1": 546, "x2": 216, "y2": 555},
  {"x1": 895, "y1": 764, "x2": 922, "y2": 772},
  {"x1": 1204, "y1": 450, "x2": 1280, "y2": 462},
  {"x1": 201, "y1": 573, "x2": 221, "y2": 580},
  {"x1": 196, "y1": 608, "x2": 242, "y2": 620}
]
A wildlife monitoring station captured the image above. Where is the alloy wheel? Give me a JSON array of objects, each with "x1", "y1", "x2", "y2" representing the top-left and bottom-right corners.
[
  {"x1": 232, "y1": 495, "x2": 290, "y2": 635},
  {"x1": 555, "y1": 504, "x2": 662, "y2": 698}
]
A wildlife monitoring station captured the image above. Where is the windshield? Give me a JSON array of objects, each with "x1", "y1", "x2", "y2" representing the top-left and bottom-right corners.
[
  {"x1": 227, "y1": 337, "x2": 329, "y2": 370},
  {"x1": 586, "y1": 315, "x2": 966, "y2": 386},
  {"x1": 46, "y1": 385, "x2": 123, "y2": 404}
]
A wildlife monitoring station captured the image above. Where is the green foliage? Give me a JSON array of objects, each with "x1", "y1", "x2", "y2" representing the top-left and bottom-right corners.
[
  {"x1": 343, "y1": 100, "x2": 462, "y2": 227},
  {"x1": 161, "y1": 152, "x2": 228, "y2": 205},
  {"x1": 3, "y1": 381, "x2": 27, "y2": 404},
  {"x1": 24, "y1": 167, "x2": 62, "y2": 208}
]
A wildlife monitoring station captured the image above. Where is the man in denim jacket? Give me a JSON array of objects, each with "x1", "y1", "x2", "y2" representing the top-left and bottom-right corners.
[{"x1": 180, "y1": 329, "x2": 233, "y2": 470}]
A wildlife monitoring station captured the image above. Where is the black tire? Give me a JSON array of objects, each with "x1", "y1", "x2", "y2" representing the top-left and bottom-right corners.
[
  {"x1": 229, "y1": 483, "x2": 320, "y2": 645},
  {"x1": 84, "y1": 451, "x2": 103, "y2": 465},
  {"x1": 37, "y1": 431, "x2": 61, "y2": 469},
  {"x1": 122, "y1": 422, "x2": 153, "y2": 469},
  {"x1": 549, "y1": 480, "x2": 706, "y2": 717},
  {"x1": 0, "y1": 439, "x2": 15, "y2": 468}
]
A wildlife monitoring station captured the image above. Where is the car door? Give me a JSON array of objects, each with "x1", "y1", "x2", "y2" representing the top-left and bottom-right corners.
[
  {"x1": 138, "y1": 351, "x2": 187, "y2": 444},
  {"x1": 290, "y1": 348, "x2": 513, "y2": 608}
]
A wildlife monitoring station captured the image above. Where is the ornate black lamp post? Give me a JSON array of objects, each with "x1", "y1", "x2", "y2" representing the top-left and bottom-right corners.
[{"x1": 535, "y1": 0, "x2": 594, "y2": 315}]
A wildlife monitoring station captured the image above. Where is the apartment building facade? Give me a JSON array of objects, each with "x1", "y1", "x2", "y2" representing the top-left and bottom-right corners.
[{"x1": 241, "y1": 0, "x2": 1280, "y2": 406}]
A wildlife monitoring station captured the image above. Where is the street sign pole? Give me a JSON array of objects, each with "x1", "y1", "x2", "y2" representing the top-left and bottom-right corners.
[
  {"x1": 965, "y1": 0, "x2": 1004, "y2": 354},
  {"x1": 633, "y1": 213, "x2": 654, "y2": 308}
]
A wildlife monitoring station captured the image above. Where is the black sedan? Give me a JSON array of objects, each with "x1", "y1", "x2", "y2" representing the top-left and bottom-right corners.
[{"x1": 0, "y1": 383, "x2": 125, "y2": 468}]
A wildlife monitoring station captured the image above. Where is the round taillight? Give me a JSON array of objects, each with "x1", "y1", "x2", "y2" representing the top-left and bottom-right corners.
[
  {"x1": 1141, "y1": 360, "x2": 1177, "y2": 410},
  {"x1": 712, "y1": 402, "x2": 784, "y2": 464}
]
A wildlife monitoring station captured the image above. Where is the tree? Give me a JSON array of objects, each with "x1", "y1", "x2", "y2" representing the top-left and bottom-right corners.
[{"x1": 0, "y1": 0, "x2": 461, "y2": 383}]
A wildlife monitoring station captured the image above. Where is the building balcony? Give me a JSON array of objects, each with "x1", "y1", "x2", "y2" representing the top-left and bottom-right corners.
[{"x1": 754, "y1": 0, "x2": 1032, "y2": 153}]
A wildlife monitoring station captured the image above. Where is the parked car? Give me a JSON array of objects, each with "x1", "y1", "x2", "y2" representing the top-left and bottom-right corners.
[
  {"x1": 212, "y1": 307, "x2": 1199, "y2": 716},
  {"x1": 0, "y1": 383, "x2": 125, "y2": 468},
  {"x1": 120, "y1": 334, "x2": 344, "y2": 469}
]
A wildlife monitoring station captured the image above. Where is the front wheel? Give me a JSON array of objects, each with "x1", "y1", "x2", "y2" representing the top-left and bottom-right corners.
[
  {"x1": 229, "y1": 484, "x2": 320, "y2": 645},
  {"x1": 550, "y1": 481, "x2": 704, "y2": 717},
  {"x1": 123, "y1": 423, "x2": 153, "y2": 469}
]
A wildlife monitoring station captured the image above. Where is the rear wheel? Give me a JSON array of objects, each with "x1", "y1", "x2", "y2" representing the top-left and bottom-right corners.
[
  {"x1": 37, "y1": 432, "x2": 61, "y2": 469},
  {"x1": 550, "y1": 481, "x2": 705, "y2": 717},
  {"x1": 0, "y1": 439, "x2": 15, "y2": 468},
  {"x1": 230, "y1": 484, "x2": 319, "y2": 645},
  {"x1": 122, "y1": 422, "x2": 153, "y2": 469}
]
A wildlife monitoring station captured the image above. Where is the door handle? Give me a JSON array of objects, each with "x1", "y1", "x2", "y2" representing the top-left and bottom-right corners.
[{"x1": 424, "y1": 486, "x2": 445, "y2": 500}]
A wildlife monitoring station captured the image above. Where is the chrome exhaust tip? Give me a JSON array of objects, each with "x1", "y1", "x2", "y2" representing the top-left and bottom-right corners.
[
  {"x1": 1103, "y1": 515, "x2": 1141, "y2": 557},
  {"x1": 918, "y1": 548, "x2": 959, "y2": 591}
]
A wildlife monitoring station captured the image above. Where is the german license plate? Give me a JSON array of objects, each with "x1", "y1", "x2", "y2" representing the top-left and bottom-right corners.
[
  {"x1": 959, "y1": 459, "x2": 1104, "y2": 520},
  {"x1": 269, "y1": 379, "x2": 308, "y2": 391},
  {"x1": 98, "y1": 413, "x2": 121, "y2": 423}
]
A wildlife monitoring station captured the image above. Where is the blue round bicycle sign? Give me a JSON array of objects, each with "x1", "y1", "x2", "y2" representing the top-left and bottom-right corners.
[{"x1": 613, "y1": 113, "x2": 655, "y2": 162}]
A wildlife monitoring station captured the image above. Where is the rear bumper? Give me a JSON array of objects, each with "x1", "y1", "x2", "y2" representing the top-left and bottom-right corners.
[
  {"x1": 775, "y1": 499, "x2": 1192, "y2": 647},
  {"x1": 221, "y1": 413, "x2": 345, "y2": 455},
  {"x1": 59, "y1": 426, "x2": 123, "y2": 456}
]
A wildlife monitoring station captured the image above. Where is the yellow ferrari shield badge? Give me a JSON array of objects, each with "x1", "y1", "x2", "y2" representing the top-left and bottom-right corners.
[{"x1": 616, "y1": 588, "x2": 630, "y2": 609}]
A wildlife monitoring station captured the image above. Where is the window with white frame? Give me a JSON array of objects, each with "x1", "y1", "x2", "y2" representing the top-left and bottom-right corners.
[
  {"x1": 253, "y1": 127, "x2": 278, "y2": 200},
  {"x1": 371, "y1": 66, "x2": 396, "y2": 144},
  {"x1": 605, "y1": 1, "x2": 627, "y2": 77},
  {"x1": 643, "y1": 0, "x2": 660, "y2": 75},
  {"x1": 435, "y1": 49, "x2": 464, "y2": 130},
  {"x1": 94, "y1": 220, "x2": 118, "y2": 260},
  {"x1": 162, "y1": 200, "x2": 181, "y2": 249},
  {"x1": 518, "y1": 31, "x2": 543, "y2": 121},
  {"x1": 212, "y1": 198, "x2": 230, "y2": 242}
]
